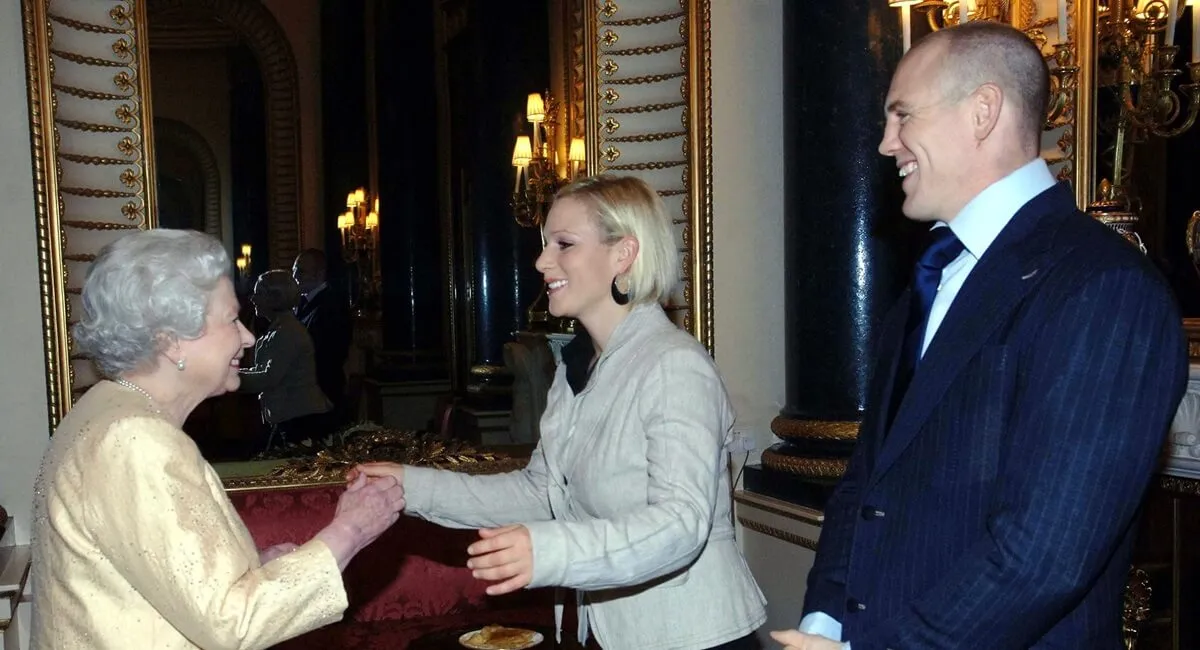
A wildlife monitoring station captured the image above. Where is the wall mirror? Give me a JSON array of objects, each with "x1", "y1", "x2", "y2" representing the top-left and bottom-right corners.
[{"x1": 22, "y1": 0, "x2": 714, "y2": 476}]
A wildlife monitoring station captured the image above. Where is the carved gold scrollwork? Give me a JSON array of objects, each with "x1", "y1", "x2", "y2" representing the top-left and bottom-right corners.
[
  {"x1": 604, "y1": 42, "x2": 684, "y2": 56},
  {"x1": 601, "y1": 0, "x2": 618, "y2": 19},
  {"x1": 607, "y1": 160, "x2": 686, "y2": 171},
  {"x1": 60, "y1": 187, "x2": 136, "y2": 199},
  {"x1": 607, "y1": 71, "x2": 685, "y2": 85},
  {"x1": 601, "y1": 59, "x2": 618, "y2": 75},
  {"x1": 56, "y1": 119, "x2": 135, "y2": 134},
  {"x1": 51, "y1": 84, "x2": 127, "y2": 101},
  {"x1": 607, "y1": 130, "x2": 686, "y2": 143},
  {"x1": 49, "y1": 14, "x2": 123, "y2": 35},
  {"x1": 602, "y1": 88, "x2": 620, "y2": 104},
  {"x1": 603, "y1": 117, "x2": 620, "y2": 133},
  {"x1": 49, "y1": 49, "x2": 126, "y2": 67},
  {"x1": 607, "y1": 100, "x2": 686, "y2": 114},
  {"x1": 606, "y1": 11, "x2": 685, "y2": 27},
  {"x1": 59, "y1": 152, "x2": 128, "y2": 165}
]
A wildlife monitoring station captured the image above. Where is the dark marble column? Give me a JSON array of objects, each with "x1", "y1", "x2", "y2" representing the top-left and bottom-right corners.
[{"x1": 748, "y1": 0, "x2": 918, "y2": 507}]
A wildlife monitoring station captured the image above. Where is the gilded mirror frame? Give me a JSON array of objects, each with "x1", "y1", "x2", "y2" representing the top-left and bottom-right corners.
[{"x1": 21, "y1": 0, "x2": 716, "y2": 447}]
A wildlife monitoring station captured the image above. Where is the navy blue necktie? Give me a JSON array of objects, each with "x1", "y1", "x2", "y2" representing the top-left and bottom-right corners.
[{"x1": 889, "y1": 227, "x2": 964, "y2": 426}]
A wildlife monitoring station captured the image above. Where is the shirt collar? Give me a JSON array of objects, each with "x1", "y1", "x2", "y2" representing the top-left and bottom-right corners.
[{"x1": 946, "y1": 158, "x2": 1056, "y2": 260}]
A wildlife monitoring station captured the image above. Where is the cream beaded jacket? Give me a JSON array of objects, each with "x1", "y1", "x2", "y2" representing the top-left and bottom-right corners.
[{"x1": 30, "y1": 381, "x2": 347, "y2": 649}]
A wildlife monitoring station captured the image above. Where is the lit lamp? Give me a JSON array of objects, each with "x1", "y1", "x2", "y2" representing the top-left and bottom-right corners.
[
  {"x1": 510, "y1": 90, "x2": 585, "y2": 228},
  {"x1": 568, "y1": 137, "x2": 587, "y2": 179},
  {"x1": 889, "y1": 0, "x2": 921, "y2": 52},
  {"x1": 336, "y1": 186, "x2": 382, "y2": 308},
  {"x1": 235, "y1": 243, "x2": 252, "y2": 280}
]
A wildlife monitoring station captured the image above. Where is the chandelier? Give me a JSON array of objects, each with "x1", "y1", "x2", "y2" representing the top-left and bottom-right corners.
[{"x1": 511, "y1": 91, "x2": 586, "y2": 228}]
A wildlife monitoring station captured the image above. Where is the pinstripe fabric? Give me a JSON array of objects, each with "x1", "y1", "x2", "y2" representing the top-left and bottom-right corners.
[{"x1": 803, "y1": 184, "x2": 1189, "y2": 649}]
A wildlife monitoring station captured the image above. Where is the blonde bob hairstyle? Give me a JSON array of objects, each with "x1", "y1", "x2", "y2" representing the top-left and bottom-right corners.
[{"x1": 554, "y1": 175, "x2": 679, "y2": 305}]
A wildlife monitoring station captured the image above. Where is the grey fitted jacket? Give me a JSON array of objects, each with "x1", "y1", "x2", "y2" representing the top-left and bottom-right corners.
[{"x1": 405, "y1": 304, "x2": 766, "y2": 649}]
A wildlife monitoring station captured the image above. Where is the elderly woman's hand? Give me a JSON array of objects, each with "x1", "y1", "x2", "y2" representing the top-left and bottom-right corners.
[
  {"x1": 467, "y1": 524, "x2": 534, "y2": 596},
  {"x1": 314, "y1": 472, "x2": 405, "y2": 570}
]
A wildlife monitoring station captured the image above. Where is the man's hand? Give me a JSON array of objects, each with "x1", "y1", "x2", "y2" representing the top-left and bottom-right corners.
[
  {"x1": 466, "y1": 524, "x2": 533, "y2": 596},
  {"x1": 769, "y1": 629, "x2": 845, "y2": 650}
]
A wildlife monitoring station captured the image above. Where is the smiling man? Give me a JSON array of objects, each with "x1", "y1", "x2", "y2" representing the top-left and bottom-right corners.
[{"x1": 771, "y1": 21, "x2": 1188, "y2": 650}]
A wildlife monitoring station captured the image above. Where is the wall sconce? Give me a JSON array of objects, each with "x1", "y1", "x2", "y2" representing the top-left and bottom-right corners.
[
  {"x1": 337, "y1": 187, "x2": 381, "y2": 308},
  {"x1": 235, "y1": 243, "x2": 252, "y2": 281},
  {"x1": 511, "y1": 90, "x2": 587, "y2": 228}
]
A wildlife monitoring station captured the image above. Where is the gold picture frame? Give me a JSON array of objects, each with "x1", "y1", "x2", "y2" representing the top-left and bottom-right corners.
[{"x1": 21, "y1": 0, "x2": 715, "y2": 432}]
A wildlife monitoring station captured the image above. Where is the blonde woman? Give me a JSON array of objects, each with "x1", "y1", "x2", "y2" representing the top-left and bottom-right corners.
[{"x1": 355, "y1": 176, "x2": 766, "y2": 649}]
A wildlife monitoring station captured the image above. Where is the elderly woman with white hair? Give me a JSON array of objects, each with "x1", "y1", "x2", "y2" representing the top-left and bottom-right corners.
[
  {"x1": 30, "y1": 229, "x2": 406, "y2": 650},
  {"x1": 354, "y1": 176, "x2": 766, "y2": 649}
]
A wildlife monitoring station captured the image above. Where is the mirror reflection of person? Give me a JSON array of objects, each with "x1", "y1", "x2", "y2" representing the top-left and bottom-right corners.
[
  {"x1": 31, "y1": 229, "x2": 406, "y2": 650},
  {"x1": 772, "y1": 22, "x2": 1187, "y2": 650},
  {"x1": 291, "y1": 249, "x2": 353, "y2": 425},
  {"x1": 240, "y1": 269, "x2": 332, "y2": 451},
  {"x1": 351, "y1": 176, "x2": 767, "y2": 649}
]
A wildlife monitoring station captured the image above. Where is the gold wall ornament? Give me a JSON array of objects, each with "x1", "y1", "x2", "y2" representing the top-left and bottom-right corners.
[
  {"x1": 22, "y1": 0, "x2": 158, "y2": 429},
  {"x1": 587, "y1": 0, "x2": 714, "y2": 351}
]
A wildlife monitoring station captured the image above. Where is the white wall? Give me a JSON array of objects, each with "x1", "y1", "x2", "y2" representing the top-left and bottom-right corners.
[
  {"x1": 0, "y1": 0, "x2": 51, "y2": 546},
  {"x1": 712, "y1": 0, "x2": 785, "y2": 466}
]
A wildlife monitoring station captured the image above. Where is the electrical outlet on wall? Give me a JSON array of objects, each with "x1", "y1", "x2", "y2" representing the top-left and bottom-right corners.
[{"x1": 730, "y1": 431, "x2": 756, "y2": 453}]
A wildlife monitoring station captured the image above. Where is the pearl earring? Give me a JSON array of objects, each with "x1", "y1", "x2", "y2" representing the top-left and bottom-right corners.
[{"x1": 176, "y1": 358, "x2": 186, "y2": 371}]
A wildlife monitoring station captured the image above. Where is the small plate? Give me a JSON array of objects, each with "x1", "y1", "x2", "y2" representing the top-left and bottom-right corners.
[{"x1": 458, "y1": 628, "x2": 544, "y2": 649}]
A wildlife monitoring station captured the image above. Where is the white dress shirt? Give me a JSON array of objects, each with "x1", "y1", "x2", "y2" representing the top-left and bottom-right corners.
[{"x1": 798, "y1": 158, "x2": 1057, "y2": 647}]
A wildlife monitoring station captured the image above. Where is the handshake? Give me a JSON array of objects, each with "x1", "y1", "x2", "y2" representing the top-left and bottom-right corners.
[{"x1": 292, "y1": 463, "x2": 407, "y2": 571}]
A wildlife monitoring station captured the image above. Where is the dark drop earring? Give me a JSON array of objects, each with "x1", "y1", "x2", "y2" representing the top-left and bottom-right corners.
[{"x1": 610, "y1": 276, "x2": 630, "y2": 305}]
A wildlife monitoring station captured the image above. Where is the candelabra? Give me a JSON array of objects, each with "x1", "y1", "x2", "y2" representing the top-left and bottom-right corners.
[
  {"x1": 336, "y1": 187, "x2": 381, "y2": 309},
  {"x1": 1089, "y1": 0, "x2": 1199, "y2": 248},
  {"x1": 511, "y1": 91, "x2": 586, "y2": 228}
]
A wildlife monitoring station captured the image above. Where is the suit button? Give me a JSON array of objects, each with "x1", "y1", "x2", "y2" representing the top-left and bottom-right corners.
[
  {"x1": 860, "y1": 506, "x2": 885, "y2": 520},
  {"x1": 847, "y1": 597, "x2": 866, "y2": 612}
]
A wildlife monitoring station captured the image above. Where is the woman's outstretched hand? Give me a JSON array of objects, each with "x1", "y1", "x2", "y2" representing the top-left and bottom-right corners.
[{"x1": 467, "y1": 524, "x2": 534, "y2": 596}]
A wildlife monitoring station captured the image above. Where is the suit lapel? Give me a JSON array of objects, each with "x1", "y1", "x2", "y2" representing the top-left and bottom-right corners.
[{"x1": 869, "y1": 184, "x2": 1074, "y2": 487}]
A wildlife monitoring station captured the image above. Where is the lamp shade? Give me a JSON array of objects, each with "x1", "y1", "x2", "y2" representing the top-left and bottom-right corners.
[
  {"x1": 346, "y1": 192, "x2": 357, "y2": 208},
  {"x1": 512, "y1": 136, "x2": 533, "y2": 166},
  {"x1": 240, "y1": 243, "x2": 251, "y2": 257},
  {"x1": 365, "y1": 211, "x2": 379, "y2": 229},
  {"x1": 569, "y1": 137, "x2": 587, "y2": 163},
  {"x1": 235, "y1": 256, "x2": 247, "y2": 271},
  {"x1": 337, "y1": 211, "x2": 354, "y2": 231},
  {"x1": 526, "y1": 93, "x2": 546, "y2": 123}
]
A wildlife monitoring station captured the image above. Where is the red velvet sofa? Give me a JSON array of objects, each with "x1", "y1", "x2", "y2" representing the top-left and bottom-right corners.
[{"x1": 229, "y1": 484, "x2": 556, "y2": 648}]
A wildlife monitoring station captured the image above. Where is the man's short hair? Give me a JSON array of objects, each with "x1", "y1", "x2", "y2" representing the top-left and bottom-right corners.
[{"x1": 922, "y1": 21, "x2": 1050, "y2": 152}]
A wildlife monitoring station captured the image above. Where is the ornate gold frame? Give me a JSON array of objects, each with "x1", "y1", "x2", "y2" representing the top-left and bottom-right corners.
[
  {"x1": 22, "y1": 0, "x2": 158, "y2": 429},
  {"x1": 587, "y1": 0, "x2": 714, "y2": 350},
  {"x1": 22, "y1": 0, "x2": 716, "y2": 436}
]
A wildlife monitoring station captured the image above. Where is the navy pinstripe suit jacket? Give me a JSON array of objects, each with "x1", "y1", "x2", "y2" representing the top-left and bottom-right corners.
[{"x1": 803, "y1": 183, "x2": 1188, "y2": 649}]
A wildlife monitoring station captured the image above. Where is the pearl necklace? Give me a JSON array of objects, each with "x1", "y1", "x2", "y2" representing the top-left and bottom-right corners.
[{"x1": 113, "y1": 377, "x2": 162, "y2": 414}]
